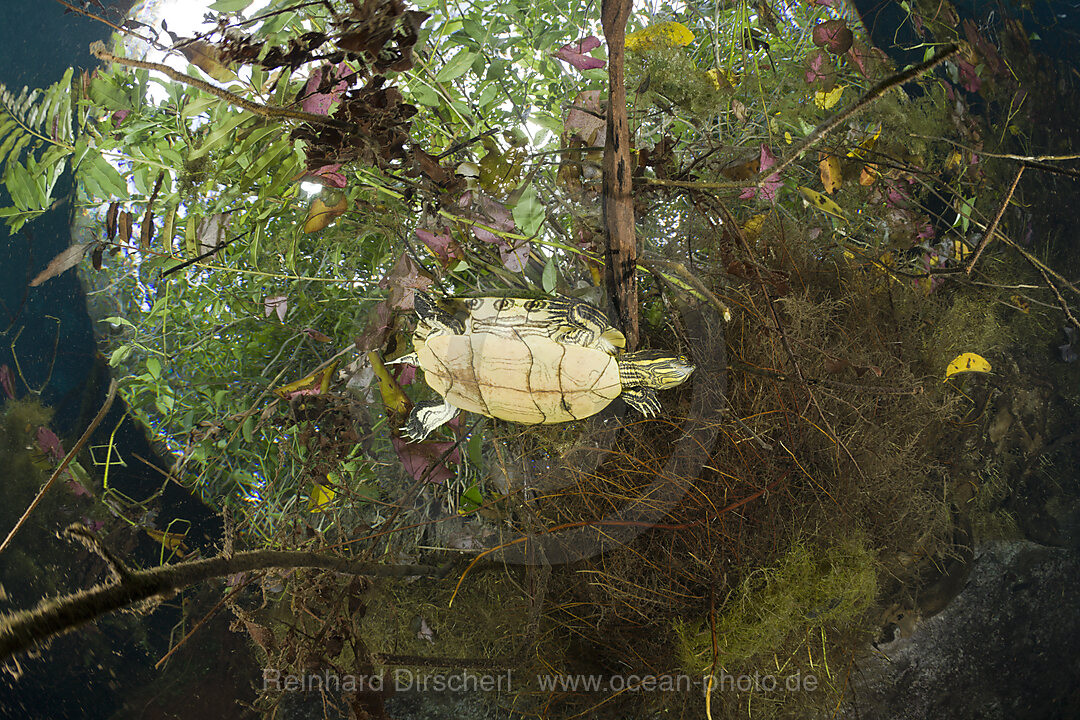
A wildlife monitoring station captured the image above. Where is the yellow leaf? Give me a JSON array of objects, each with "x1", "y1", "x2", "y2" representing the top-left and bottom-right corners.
[
  {"x1": 944, "y1": 352, "x2": 992, "y2": 381},
  {"x1": 952, "y1": 238, "x2": 973, "y2": 263},
  {"x1": 819, "y1": 154, "x2": 842, "y2": 194},
  {"x1": 847, "y1": 125, "x2": 880, "y2": 159},
  {"x1": 273, "y1": 361, "x2": 340, "y2": 399},
  {"x1": 369, "y1": 351, "x2": 410, "y2": 416},
  {"x1": 814, "y1": 86, "x2": 845, "y2": 109},
  {"x1": 179, "y1": 41, "x2": 237, "y2": 83},
  {"x1": 309, "y1": 478, "x2": 336, "y2": 512},
  {"x1": 145, "y1": 528, "x2": 189, "y2": 555},
  {"x1": 1009, "y1": 294, "x2": 1031, "y2": 313},
  {"x1": 798, "y1": 185, "x2": 846, "y2": 220},
  {"x1": 626, "y1": 22, "x2": 695, "y2": 51},
  {"x1": 303, "y1": 191, "x2": 348, "y2": 233},
  {"x1": 742, "y1": 213, "x2": 767, "y2": 241},
  {"x1": 705, "y1": 68, "x2": 729, "y2": 89},
  {"x1": 946, "y1": 150, "x2": 963, "y2": 169},
  {"x1": 784, "y1": 131, "x2": 793, "y2": 144}
]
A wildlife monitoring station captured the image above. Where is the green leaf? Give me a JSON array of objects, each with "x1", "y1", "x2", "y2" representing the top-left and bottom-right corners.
[
  {"x1": 101, "y1": 315, "x2": 136, "y2": 328},
  {"x1": 410, "y1": 83, "x2": 440, "y2": 107},
  {"x1": 78, "y1": 150, "x2": 128, "y2": 200},
  {"x1": 542, "y1": 256, "x2": 557, "y2": 294},
  {"x1": 435, "y1": 49, "x2": 477, "y2": 83},
  {"x1": 209, "y1": 0, "x2": 254, "y2": 11},
  {"x1": 146, "y1": 357, "x2": 162, "y2": 379},
  {"x1": 109, "y1": 345, "x2": 134, "y2": 367},
  {"x1": 511, "y1": 184, "x2": 544, "y2": 237}
]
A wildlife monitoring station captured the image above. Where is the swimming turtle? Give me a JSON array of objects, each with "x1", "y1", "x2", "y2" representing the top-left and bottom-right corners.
[{"x1": 401, "y1": 292, "x2": 694, "y2": 441}]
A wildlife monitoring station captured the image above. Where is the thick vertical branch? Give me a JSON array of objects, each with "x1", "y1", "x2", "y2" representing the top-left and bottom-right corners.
[{"x1": 601, "y1": 0, "x2": 639, "y2": 348}]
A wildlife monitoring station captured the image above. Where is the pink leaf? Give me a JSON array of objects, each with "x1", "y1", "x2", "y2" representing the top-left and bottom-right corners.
[
  {"x1": 265, "y1": 295, "x2": 288, "y2": 322},
  {"x1": 416, "y1": 228, "x2": 459, "y2": 264},
  {"x1": 36, "y1": 426, "x2": 65, "y2": 462},
  {"x1": 812, "y1": 20, "x2": 853, "y2": 55},
  {"x1": 956, "y1": 59, "x2": 981, "y2": 93},
  {"x1": 0, "y1": 364, "x2": 14, "y2": 400},
  {"x1": 500, "y1": 239, "x2": 531, "y2": 272},
  {"x1": 759, "y1": 144, "x2": 777, "y2": 173},
  {"x1": 392, "y1": 436, "x2": 460, "y2": 484},
  {"x1": 300, "y1": 66, "x2": 349, "y2": 115},
  {"x1": 394, "y1": 363, "x2": 417, "y2": 386},
  {"x1": 67, "y1": 479, "x2": 92, "y2": 497},
  {"x1": 846, "y1": 42, "x2": 872, "y2": 79},
  {"x1": 739, "y1": 145, "x2": 781, "y2": 203},
  {"x1": 310, "y1": 163, "x2": 347, "y2": 188},
  {"x1": 804, "y1": 51, "x2": 825, "y2": 84},
  {"x1": 554, "y1": 37, "x2": 606, "y2": 71}
]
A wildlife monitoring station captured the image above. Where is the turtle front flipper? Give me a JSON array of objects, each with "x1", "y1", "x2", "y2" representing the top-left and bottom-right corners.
[
  {"x1": 620, "y1": 387, "x2": 662, "y2": 417},
  {"x1": 402, "y1": 398, "x2": 460, "y2": 442}
]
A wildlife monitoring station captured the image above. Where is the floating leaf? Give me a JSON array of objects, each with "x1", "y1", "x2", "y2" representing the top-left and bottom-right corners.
[
  {"x1": 798, "y1": 185, "x2": 846, "y2": 220},
  {"x1": 511, "y1": 184, "x2": 545, "y2": 237},
  {"x1": 273, "y1": 361, "x2": 340, "y2": 399},
  {"x1": 626, "y1": 22, "x2": 695, "y2": 51},
  {"x1": 416, "y1": 228, "x2": 460, "y2": 266},
  {"x1": 542, "y1": 256, "x2": 558, "y2": 293},
  {"x1": 944, "y1": 352, "x2": 991, "y2": 381},
  {"x1": 179, "y1": 40, "x2": 237, "y2": 83},
  {"x1": 140, "y1": 208, "x2": 154, "y2": 249}
]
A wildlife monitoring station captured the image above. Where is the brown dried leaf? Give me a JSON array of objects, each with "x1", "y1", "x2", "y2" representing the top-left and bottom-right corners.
[
  {"x1": 140, "y1": 208, "x2": 154, "y2": 249},
  {"x1": 30, "y1": 243, "x2": 92, "y2": 287},
  {"x1": 105, "y1": 201, "x2": 118, "y2": 240},
  {"x1": 118, "y1": 211, "x2": 132, "y2": 244}
]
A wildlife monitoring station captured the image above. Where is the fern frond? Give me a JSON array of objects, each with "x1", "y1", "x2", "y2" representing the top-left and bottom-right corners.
[{"x1": 0, "y1": 69, "x2": 78, "y2": 232}]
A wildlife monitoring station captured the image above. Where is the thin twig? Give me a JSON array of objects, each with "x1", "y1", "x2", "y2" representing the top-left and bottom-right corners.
[
  {"x1": 965, "y1": 165, "x2": 1024, "y2": 273},
  {"x1": 0, "y1": 380, "x2": 118, "y2": 555}
]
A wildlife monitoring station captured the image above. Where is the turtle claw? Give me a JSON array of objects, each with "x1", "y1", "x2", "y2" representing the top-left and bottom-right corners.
[{"x1": 402, "y1": 399, "x2": 459, "y2": 442}]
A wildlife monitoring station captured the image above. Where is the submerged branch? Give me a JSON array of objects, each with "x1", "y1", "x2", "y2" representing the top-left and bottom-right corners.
[{"x1": 0, "y1": 530, "x2": 450, "y2": 662}]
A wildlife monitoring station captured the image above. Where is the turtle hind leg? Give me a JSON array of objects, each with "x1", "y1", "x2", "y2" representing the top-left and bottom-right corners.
[
  {"x1": 621, "y1": 387, "x2": 661, "y2": 417},
  {"x1": 402, "y1": 399, "x2": 460, "y2": 442}
]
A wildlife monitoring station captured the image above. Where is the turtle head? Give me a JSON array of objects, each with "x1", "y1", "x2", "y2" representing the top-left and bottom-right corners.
[{"x1": 618, "y1": 349, "x2": 695, "y2": 389}]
